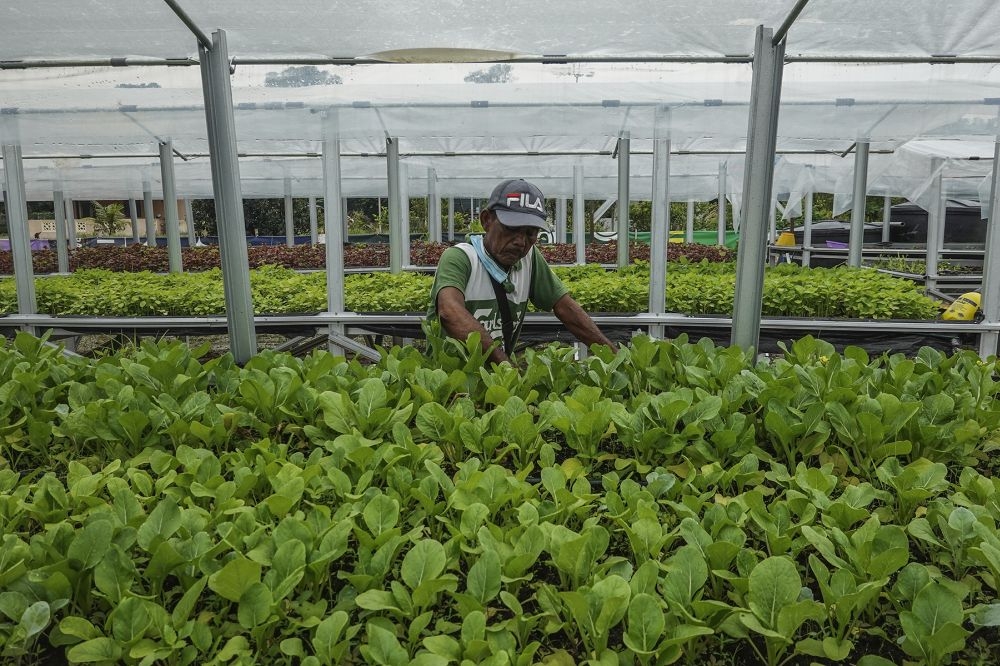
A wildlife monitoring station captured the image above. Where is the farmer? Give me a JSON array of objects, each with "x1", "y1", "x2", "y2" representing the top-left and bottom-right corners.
[{"x1": 429, "y1": 178, "x2": 618, "y2": 365}]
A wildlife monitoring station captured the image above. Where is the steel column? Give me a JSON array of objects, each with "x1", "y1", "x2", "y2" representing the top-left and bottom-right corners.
[
  {"x1": 686, "y1": 200, "x2": 695, "y2": 243},
  {"x1": 980, "y1": 141, "x2": 1000, "y2": 358},
  {"x1": 184, "y1": 198, "x2": 196, "y2": 246},
  {"x1": 143, "y1": 183, "x2": 156, "y2": 247},
  {"x1": 573, "y1": 165, "x2": 585, "y2": 265},
  {"x1": 386, "y1": 138, "x2": 403, "y2": 273},
  {"x1": 732, "y1": 26, "x2": 785, "y2": 351},
  {"x1": 925, "y1": 159, "x2": 944, "y2": 294},
  {"x1": 400, "y1": 163, "x2": 410, "y2": 266},
  {"x1": 848, "y1": 141, "x2": 870, "y2": 267},
  {"x1": 159, "y1": 140, "x2": 182, "y2": 273},
  {"x1": 802, "y1": 190, "x2": 814, "y2": 267},
  {"x1": 428, "y1": 168, "x2": 441, "y2": 243},
  {"x1": 129, "y1": 197, "x2": 140, "y2": 244},
  {"x1": 308, "y1": 196, "x2": 318, "y2": 245},
  {"x1": 284, "y1": 177, "x2": 294, "y2": 247},
  {"x1": 718, "y1": 162, "x2": 728, "y2": 246},
  {"x1": 2, "y1": 145, "x2": 37, "y2": 327},
  {"x1": 447, "y1": 197, "x2": 455, "y2": 242},
  {"x1": 556, "y1": 197, "x2": 567, "y2": 243},
  {"x1": 649, "y1": 138, "x2": 671, "y2": 339},
  {"x1": 882, "y1": 195, "x2": 892, "y2": 243},
  {"x1": 53, "y1": 189, "x2": 69, "y2": 272},
  {"x1": 323, "y1": 131, "x2": 346, "y2": 355},
  {"x1": 617, "y1": 132, "x2": 631, "y2": 268},
  {"x1": 200, "y1": 29, "x2": 256, "y2": 362},
  {"x1": 66, "y1": 198, "x2": 77, "y2": 248}
]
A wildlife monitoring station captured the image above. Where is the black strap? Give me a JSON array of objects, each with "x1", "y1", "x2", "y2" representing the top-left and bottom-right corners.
[{"x1": 488, "y1": 275, "x2": 515, "y2": 356}]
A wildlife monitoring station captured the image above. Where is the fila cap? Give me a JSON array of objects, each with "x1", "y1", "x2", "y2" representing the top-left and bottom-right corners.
[{"x1": 485, "y1": 179, "x2": 549, "y2": 230}]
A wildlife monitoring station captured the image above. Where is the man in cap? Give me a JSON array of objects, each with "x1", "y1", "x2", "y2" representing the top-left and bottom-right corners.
[{"x1": 430, "y1": 179, "x2": 618, "y2": 365}]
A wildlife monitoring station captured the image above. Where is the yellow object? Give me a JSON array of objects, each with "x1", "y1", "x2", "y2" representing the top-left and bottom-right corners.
[
  {"x1": 776, "y1": 232, "x2": 796, "y2": 246},
  {"x1": 942, "y1": 292, "x2": 981, "y2": 321}
]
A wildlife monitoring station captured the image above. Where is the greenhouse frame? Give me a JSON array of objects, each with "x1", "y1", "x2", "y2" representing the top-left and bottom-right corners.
[{"x1": 2, "y1": 0, "x2": 1000, "y2": 361}]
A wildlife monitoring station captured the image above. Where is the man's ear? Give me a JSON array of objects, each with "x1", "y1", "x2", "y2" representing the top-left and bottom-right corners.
[{"x1": 480, "y1": 209, "x2": 493, "y2": 229}]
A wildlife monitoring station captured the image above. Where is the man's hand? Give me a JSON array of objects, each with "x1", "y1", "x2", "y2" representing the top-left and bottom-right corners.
[
  {"x1": 436, "y1": 287, "x2": 510, "y2": 364},
  {"x1": 552, "y1": 294, "x2": 619, "y2": 353}
]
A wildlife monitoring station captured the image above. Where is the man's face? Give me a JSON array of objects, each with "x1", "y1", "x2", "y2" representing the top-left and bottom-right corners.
[{"x1": 481, "y1": 209, "x2": 540, "y2": 268}]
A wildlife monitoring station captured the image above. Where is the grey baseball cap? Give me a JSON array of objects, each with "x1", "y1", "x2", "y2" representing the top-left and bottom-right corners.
[{"x1": 485, "y1": 179, "x2": 549, "y2": 230}]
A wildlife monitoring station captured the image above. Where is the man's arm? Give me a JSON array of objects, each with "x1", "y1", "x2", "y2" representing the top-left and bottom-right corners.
[
  {"x1": 436, "y1": 286, "x2": 510, "y2": 365},
  {"x1": 552, "y1": 293, "x2": 619, "y2": 353}
]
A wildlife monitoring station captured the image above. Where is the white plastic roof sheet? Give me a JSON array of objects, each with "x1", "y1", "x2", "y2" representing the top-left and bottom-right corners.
[{"x1": 3, "y1": 3, "x2": 1000, "y2": 209}]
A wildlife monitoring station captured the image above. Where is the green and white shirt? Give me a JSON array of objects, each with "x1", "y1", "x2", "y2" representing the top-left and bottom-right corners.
[{"x1": 429, "y1": 244, "x2": 568, "y2": 348}]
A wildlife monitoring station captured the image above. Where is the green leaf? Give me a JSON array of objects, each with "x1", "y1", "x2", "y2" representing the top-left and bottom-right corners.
[
  {"x1": 67, "y1": 637, "x2": 123, "y2": 663},
  {"x1": 67, "y1": 519, "x2": 114, "y2": 570},
  {"x1": 314, "y1": 611, "x2": 349, "y2": 662},
  {"x1": 623, "y1": 593, "x2": 664, "y2": 654},
  {"x1": 401, "y1": 539, "x2": 447, "y2": 591},
  {"x1": 467, "y1": 550, "x2": 501, "y2": 604},
  {"x1": 912, "y1": 582, "x2": 963, "y2": 633},
  {"x1": 170, "y1": 577, "x2": 208, "y2": 627},
  {"x1": 208, "y1": 556, "x2": 262, "y2": 603},
  {"x1": 662, "y1": 544, "x2": 708, "y2": 609},
  {"x1": 364, "y1": 622, "x2": 409, "y2": 666},
  {"x1": 363, "y1": 494, "x2": 400, "y2": 537},
  {"x1": 747, "y1": 557, "x2": 801, "y2": 629},
  {"x1": 238, "y1": 582, "x2": 274, "y2": 629},
  {"x1": 58, "y1": 616, "x2": 101, "y2": 642},
  {"x1": 19, "y1": 601, "x2": 50, "y2": 639},
  {"x1": 590, "y1": 574, "x2": 631, "y2": 638},
  {"x1": 111, "y1": 597, "x2": 150, "y2": 644},
  {"x1": 136, "y1": 497, "x2": 182, "y2": 551}
]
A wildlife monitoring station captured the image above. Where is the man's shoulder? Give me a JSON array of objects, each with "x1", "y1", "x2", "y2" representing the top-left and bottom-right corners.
[{"x1": 439, "y1": 244, "x2": 473, "y2": 267}]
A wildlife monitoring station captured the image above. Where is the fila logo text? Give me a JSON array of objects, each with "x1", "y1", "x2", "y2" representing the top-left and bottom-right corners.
[{"x1": 504, "y1": 193, "x2": 545, "y2": 213}]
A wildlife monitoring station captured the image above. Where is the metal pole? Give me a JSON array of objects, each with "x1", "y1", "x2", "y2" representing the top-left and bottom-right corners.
[
  {"x1": 428, "y1": 168, "x2": 441, "y2": 243},
  {"x1": 308, "y1": 196, "x2": 318, "y2": 245},
  {"x1": 556, "y1": 197, "x2": 567, "y2": 243},
  {"x1": 65, "y1": 198, "x2": 77, "y2": 248},
  {"x1": 649, "y1": 138, "x2": 670, "y2": 339},
  {"x1": 2, "y1": 144, "x2": 37, "y2": 327},
  {"x1": 732, "y1": 26, "x2": 785, "y2": 351},
  {"x1": 184, "y1": 197, "x2": 196, "y2": 246},
  {"x1": 848, "y1": 141, "x2": 870, "y2": 267},
  {"x1": 386, "y1": 137, "x2": 403, "y2": 273},
  {"x1": 717, "y1": 162, "x2": 728, "y2": 245},
  {"x1": 686, "y1": 200, "x2": 695, "y2": 242},
  {"x1": 617, "y1": 131, "x2": 631, "y2": 268},
  {"x1": 980, "y1": 141, "x2": 1000, "y2": 358},
  {"x1": 200, "y1": 29, "x2": 256, "y2": 362},
  {"x1": 573, "y1": 165, "x2": 585, "y2": 265},
  {"x1": 802, "y1": 190, "x2": 814, "y2": 267},
  {"x1": 323, "y1": 128, "x2": 346, "y2": 355},
  {"x1": 284, "y1": 177, "x2": 294, "y2": 247},
  {"x1": 129, "y1": 197, "x2": 140, "y2": 244},
  {"x1": 53, "y1": 189, "x2": 69, "y2": 272},
  {"x1": 768, "y1": 194, "x2": 777, "y2": 243},
  {"x1": 143, "y1": 183, "x2": 156, "y2": 247},
  {"x1": 159, "y1": 140, "x2": 182, "y2": 273},
  {"x1": 400, "y1": 163, "x2": 410, "y2": 266},
  {"x1": 447, "y1": 197, "x2": 455, "y2": 242},
  {"x1": 882, "y1": 195, "x2": 892, "y2": 243},
  {"x1": 925, "y1": 159, "x2": 944, "y2": 294}
]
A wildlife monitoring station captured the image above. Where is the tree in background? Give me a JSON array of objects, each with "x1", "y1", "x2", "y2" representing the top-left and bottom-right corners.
[
  {"x1": 91, "y1": 201, "x2": 127, "y2": 236},
  {"x1": 464, "y1": 64, "x2": 513, "y2": 83},
  {"x1": 265, "y1": 66, "x2": 342, "y2": 87}
]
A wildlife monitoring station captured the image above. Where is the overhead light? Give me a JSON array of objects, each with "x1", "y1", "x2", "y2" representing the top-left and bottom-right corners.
[{"x1": 364, "y1": 48, "x2": 524, "y2": 64}]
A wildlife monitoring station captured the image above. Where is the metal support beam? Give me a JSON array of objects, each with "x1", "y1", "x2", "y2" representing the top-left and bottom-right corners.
[
  {"x1": 200, "y1": 29, "x2": 256, "y2": 362},
  {"x1": 848, "y1": 141, "x2": 870, "y2": 267},
  {"x1": 768, "y1": 194, "x2": 777, "y2": 243},
  {"x1": 556, "y1": 197, "x2": 567, "y2": 243},
  {"x1": 53, "y1": 189, "x2": 69, "y2": 273},
  {"x1": 772, "y1": 0, "x2": 811, "y2": 45},
  {"x1": 66, "y1": 198, "x2": 77, "y2": 248},
  {"x1": 428, "y1": 168, "x2": 441, "y2": 243},
  {"x1": 129, "y1": 197, "x2": 140, "y2": 244},
  {"x1": 386, "y1": 138, "x2": 403, "y2": 273},
  {"x1": 159, "y1": 140, "x2": 182, "y2": 273},
  {"x1": 323, "y1": 128, "x2": 347, "y2": 356},
  {"x1": 802, "y1": 190, "x2": 814, "y2": 267},
  {"x1": 308, "y1": 196, "x2": 318, "y2": 245},
  {"x1": 882, "y1": 195, "x2": 892, "y2": 243},
  {"x1": 284, "y1": 177, "x2": 294, "y2": 247},
  {"x1": 717, "y1": 162, "x2": 728, "y2": 245},
  {"x1": 925, "y1": 159, "x2": 944, "y2": 294},
  {"x1": 184, "y1": 197, "x2": 196, "y2": 246},
  {"x1": 399, "y1": 163, "x2": 410, "y2": 266},
  {"x1": 573, "y1": 165, "x2": 585, "y2": 265},
  {"x1": 616, "y1": 132, "x2": 631, "y2": 268},
  {"x1": 162, "y1": 0, "x2": 213, "y2": 49},
  {"x1": 2, "y1": 144, "x2": 37, "y2": 329},
  {"x1": 142, "y1": 183, "x2": 156, "y2": 247},
  {"x1": 686, "y1": 200, "x2": 695, "y2": 242},
  {"x1": 732, "y1": 26, "x2": 785, "y2": 351},
  {"x1": 649, "y1": 138, "x2": 670, "y2": 339},
  {"x1": 981, "y1": 141, "x2": 1000, "y2": 358},
  {"x1": 447, "y1": 197, "x2": 455, "y2": 242}
]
